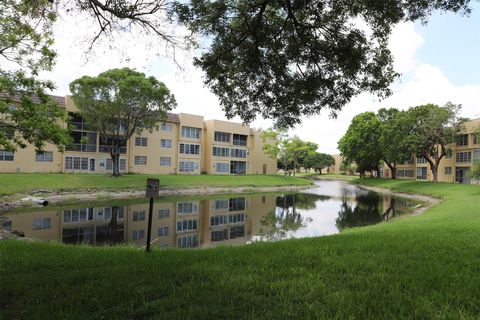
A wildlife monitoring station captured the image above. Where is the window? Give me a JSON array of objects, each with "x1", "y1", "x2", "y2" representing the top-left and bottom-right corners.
[
  {"x1": 177, "y1": 202, "x2": 198, "y2": 214},
  {"x1": 134, "y1": 156, "x2": 147, "y2": 165},
  {"x1": 231, "y1": 148, "x2": 247, "y2": 158},
  {"x1": 158, "y1": 227, "x2": 169, "y2": 236},
  {"x1": 181, "y1": 126, "x2": 201, "y2": 139},
  {"x1": 229, "y1": 198, "x2": 246, "y2": 211},
  {"x1": 405, "y1": 170, "x2": 414, "y2": 178},
  {"x1": 229, "y1": 213, "x2": 245, "y2": 223},
  {"x1": 132, "y1": 229, "x2": 145, "y2": 240},
  {"x1": 230, "y1": 225, "x2": 245, "y2": 239},
  {"x1": 232, "y1": 134, "x2": 247, "y2": 146},
  {"x1": 179, "y1": 161, "x2": 198, "y2": 172},
  {"x1": 211, "y1": 229, "x2": 228, "y2": 242},
  {"x1": 105, "y1": 158, "x2": 126, "y2": 171},
  {"x1": 406, "y1": 158, "x2": 414, "y2": 165},
  {"x1": 0, "y1": 150, "x2": 14, "y2": 161},
  {"x1": 445, "y1": 149, "x2": 453, "y2": 159},
  {"x1": 214, "y1": 199, "x2": 229, "y2": 210},
  {"x1": 65, "y1": 156, "x2": 89, "y2": 170},
  {"x1": 215, "y1": 163, "x2": 230, "y2": 173},
  {"x1": 474, "y1": 133, "x2": 480, "y2": 145},
  {"x1": 177, "y1": 234, "x2": 198, "y2": 248},
  {"x1": 135, "y1": 137, "x2": 148, "y2": 147},
  {"x1": 35, "y1": 151, "x2": 53, "y2": 162},
  {"x1": 161, "y1": 122, "x2": 173, "y2": 131},
  {"x1": 158, "y1": 209, "x2": 170, "y2": 219},
  {"x1": 416, "y1": 167, "x2": 427, "y2": 180},
  {"x1": 416, "y1": 156, "x2": 427, "y2": 164},
  {"x1": 212, "y1": 147, "x2": 229, "y2": 157},
  {"x1": 211, "y1": 215, "x2": 228, "y2": 226},
  {"x1": 445, "y1": 167, "x2": 452, "y2": 175},
  {"x1": 456, "y1": 134, "x2": 469, "y2": 146},
  {"x1": 160, "y1": 157, "x2": 172, "y2": 166},
  {"x1": 133, "y1": 211, "x2": 145, "y2": 221},
  {"x1": 176, "y1": 219, "x2": 198, "y2": 232},
  {"x1": 397, "y1": 170, "x2": 405, "y2": 177},
  {"x1": 32, "y1": 218, "x2": 51, "y2": 230},
  {"x1": 214, "y1": 131, "x2": 230, "y2": 143},
  {"x1": 179, "y1": 143, "x2": 200, "y2": 155},
  {"x1": 456, "y1": 152, "x2": 472, "y2": 163},
  {"x1": 160, "y1": 139, "x2": 172, "y2": 148}
]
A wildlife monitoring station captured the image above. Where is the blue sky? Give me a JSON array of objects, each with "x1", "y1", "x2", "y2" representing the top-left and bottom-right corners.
[{"x1": 415, "y1": 3, "x2": 480, "y2": 86}]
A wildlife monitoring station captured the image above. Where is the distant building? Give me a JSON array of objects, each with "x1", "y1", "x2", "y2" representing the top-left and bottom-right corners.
[
  {"x1": 330, "y1": 118, "x2": 480, "y2": 184},
  {"x1": 0, "y1": 95, "x2": 276, "y2": 175}
]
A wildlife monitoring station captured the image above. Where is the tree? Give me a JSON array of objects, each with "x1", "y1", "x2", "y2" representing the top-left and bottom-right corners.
[
  {"x1": 69, "y1": 68, "x2": 176, "y2": 176},
  {"x1": 261, "y1": 128, "x2": 290, "y2": 176},
  {"x1": 400, "y1": 102, "x2": 463, "y2": 183},
  {"x1": 304, "y1": 152, "x2": 335, "y2": 174},
  {"x1": 3, "y1": 1, "x2": 476, "y2": 129},
  {"x1": 0, "y1": 0, "x2": 70, "y2": 151},
  {"x1": 176, "y1": 0, "x2": 474, "y2": 127},
  {"x1": 338, "y1": 112, "x2": 383, "y2": 178},
  {"x1": 377, "y1": 108, "x2": 412, "y2": 179}
]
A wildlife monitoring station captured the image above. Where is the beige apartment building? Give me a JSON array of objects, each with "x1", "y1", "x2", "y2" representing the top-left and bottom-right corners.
[
  {"x1": 329, "y1": 118, "x2": 480, "y2": 184},
  {"x1": 0, "y1": 95, "x2": 276, "y2": 175}
]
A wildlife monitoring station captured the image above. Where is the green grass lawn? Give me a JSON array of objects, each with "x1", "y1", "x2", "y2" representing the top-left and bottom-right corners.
[
  {"x1": 1, "y1": 179, "x2": 480, "y2": 319},
  {"x1": 0, "y1": 173, "x2": 312, "y2": 196}
]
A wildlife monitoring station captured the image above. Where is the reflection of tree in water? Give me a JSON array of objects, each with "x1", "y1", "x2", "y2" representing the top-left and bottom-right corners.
[
  {"x1": 336, "y1": 192, "x2": 383, "y2": 231},
  {"x1": 108, "y1": 206, "x2": 123, "y2": 245},
  {"x1": 260, "y1": 193, "x2": 329, "y2": 240}
]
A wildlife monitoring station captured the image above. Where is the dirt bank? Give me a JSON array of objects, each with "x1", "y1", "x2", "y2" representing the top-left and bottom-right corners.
[
  {"x1": 0, "y1": 185, "x2": 309, "y2": 212},
  {"x1": 357, "y1": 184, "x2": 442, "y2": 215}
]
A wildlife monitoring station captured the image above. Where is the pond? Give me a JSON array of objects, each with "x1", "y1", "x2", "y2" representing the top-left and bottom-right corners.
[{"x1": 1, "y1": 180, "x2": 421, "y2": 249}]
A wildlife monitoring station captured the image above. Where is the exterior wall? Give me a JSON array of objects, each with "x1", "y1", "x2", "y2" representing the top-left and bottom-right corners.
[
  {"x1": 249, "y1": 130, "x2": 277, "y2": 175},
  {"x1": 177, "y1": 113, "x2": 205, "y2": 174},
  {"x1": 327, "y1": 154, "x2": 343, "y2": 175},
  {"x1": 127, "y1": 122, "x2": 180, "y2": 174},
  {"x1": 0, "y1": 143, "x2": 63, "y2": 173}
]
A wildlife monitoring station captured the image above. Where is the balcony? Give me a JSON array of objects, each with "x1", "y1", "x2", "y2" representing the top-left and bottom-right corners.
[{"x1": 66, "y1": 144, "x2": 97, "y2": 152}]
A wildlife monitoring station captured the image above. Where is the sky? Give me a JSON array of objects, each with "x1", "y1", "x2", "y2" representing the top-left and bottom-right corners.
[{"x1": 41, "y1": 4, "x2": 480, "y2": 155}]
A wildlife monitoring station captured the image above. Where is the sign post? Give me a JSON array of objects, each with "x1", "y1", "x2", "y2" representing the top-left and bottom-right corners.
[{"x1": 145, "y1": 178, "x2": 159, "y2": 252}]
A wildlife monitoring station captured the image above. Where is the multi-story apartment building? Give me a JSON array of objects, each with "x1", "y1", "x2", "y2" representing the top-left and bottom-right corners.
[
  {"x1": 0, "y1": 95, "x2": 276, "y2": 175},
  {"x1": 330, "y1": 118, "x2": 480, "y2": 184}
]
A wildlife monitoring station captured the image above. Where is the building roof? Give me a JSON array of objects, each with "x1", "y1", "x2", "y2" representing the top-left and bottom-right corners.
[
  {"x1": 0, "y1": 93, "x2": 66, "y2": 107},
  {"x1": 166, "y1": 113, "x2": 180, "y2": 123}
]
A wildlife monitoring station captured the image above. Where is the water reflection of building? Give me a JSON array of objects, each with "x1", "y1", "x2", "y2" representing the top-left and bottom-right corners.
[{"x1": 2, "y1": 196, "x2": 276, "y2": 249}]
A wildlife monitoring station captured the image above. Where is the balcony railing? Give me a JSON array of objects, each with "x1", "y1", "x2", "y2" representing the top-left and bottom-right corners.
[
  {"x1": 99, "y1": 145, "x2": 127, "y2": 154},
  {"x1": 66, "y1": 144, "x2": 97, "y2": 152}
]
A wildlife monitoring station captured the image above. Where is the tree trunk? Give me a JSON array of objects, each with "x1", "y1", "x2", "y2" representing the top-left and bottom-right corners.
[
  {"x1": 319, "y1": 168, "x2": 322, "y2": 175},
  {"x1": 431, "y1": 166, "x2": 438, "y2": 183},
  {"x1": 384, "y1": 160, "x2": 396, "y2": 179},
  {"x1": 110, "y1": 149, "x2": 121, "y2": 177},
  {"x1": 109, "y1": 206, "x2": 119, "y2": 245}
]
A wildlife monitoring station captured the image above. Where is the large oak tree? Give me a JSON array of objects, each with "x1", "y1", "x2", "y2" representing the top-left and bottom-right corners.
[{"x1": 69, "y1": 67, "x2": 176, "y2": 176}]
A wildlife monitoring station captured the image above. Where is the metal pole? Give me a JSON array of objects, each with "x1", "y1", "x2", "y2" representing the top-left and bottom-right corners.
[{"x1": 146, "y1": 197, "x2": 154, "y2": 252}]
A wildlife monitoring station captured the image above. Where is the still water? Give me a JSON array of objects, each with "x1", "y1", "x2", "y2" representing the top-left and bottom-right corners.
[{"x1": 1, "y1": 180, "x2": 419, "y2": 249}]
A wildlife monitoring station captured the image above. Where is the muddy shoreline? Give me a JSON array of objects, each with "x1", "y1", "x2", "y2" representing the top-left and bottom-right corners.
[
  {"x1": 0, "y1": 185, "x2": 310, "y2": 213},
  {"x1": 356, "y1": 184, "x2": 442, "y2": 216}
]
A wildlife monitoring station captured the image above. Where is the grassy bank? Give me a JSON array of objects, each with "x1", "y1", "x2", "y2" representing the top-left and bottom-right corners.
[
  {"x1": 1, "y1": 179, "x2": 480, "y2": 319},
  {"x1": 0, "y1": 173, "x2": 312, "y2": 196}
]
